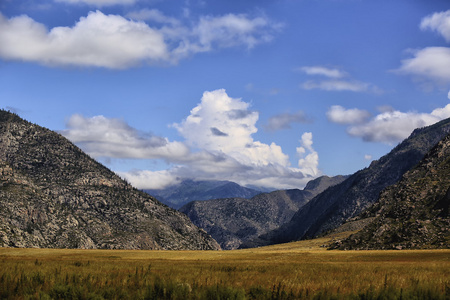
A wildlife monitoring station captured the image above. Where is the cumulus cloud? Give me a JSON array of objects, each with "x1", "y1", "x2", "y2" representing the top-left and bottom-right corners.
[
  {"x1": 299, "y1": 66, "x2": 347, "y2": 78},
  {"x1": 296, "y1": 132, "x2": 319, "y2": 177},
  {"x1": 395, "y1": 10, "x2": 450, "y2": 89},
  {"x1": 0, "y1": 11, "x2": 168, "y2": 68},
  {"x1": 264, "y1": 111, "x2": 310, "y2": 131},
  {"x1": 420, "y1": 9, "x2": 450, "y2": 42},
  {"x1": 326, "y1": 105, "x2": 371, "y2": 125},
  {"x1": 173, "y1": 89, "x2": 290, "y2": 167},
  {"x1": 62, "y1": 90, "x2": 320, "y2": 190},
  {"x1": 396, "y1": 47, "x2": 450, "y2": 85},
  {"x1": 0, "y1": 11, "x2": 279, "y2": 68},
  {"x1": 344, "y1": 104, "x2": 450, "y2": 144},
  {"x1": 60, "y1": 114, "x2": 190, "y2": 160}
]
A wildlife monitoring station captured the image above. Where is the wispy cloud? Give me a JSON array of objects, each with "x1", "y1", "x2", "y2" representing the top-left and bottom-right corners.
[
  {"x1": 299, "y1": 65, "x2": 381, "y2": 93},
  {"x1": 61, "y1": 89, "x2": 320, "y2": 189},
  {"x1": 55, "y1": 0, "x2": 137, "y2": 5},
  {"x1": 328, "y1": 104, "x2": 450, "y2": 144},
  {"x1": 264, "y1": 111, "x2": 310, "y2": 131},
  {"x1": 0, "y1": 10, "x2": 281, "y2": 69},
  {"x1": 299, "y1": 66, "x2": 347, "y2": 78}
]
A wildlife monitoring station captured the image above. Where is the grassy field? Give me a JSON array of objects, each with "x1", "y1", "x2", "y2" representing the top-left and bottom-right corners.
[{"x1": 0, "y1": 234, "x2": 448, "y2": 299}]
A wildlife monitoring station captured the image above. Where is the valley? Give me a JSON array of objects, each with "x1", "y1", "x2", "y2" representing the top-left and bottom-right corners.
[{"x1": 0, "y1": 235, "x2": 448, "y2": 299}]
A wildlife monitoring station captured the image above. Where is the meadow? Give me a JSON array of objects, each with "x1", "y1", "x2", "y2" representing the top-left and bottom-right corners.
[{"x1": 0, "y1": 234, "x2": 448, "y2": 299}]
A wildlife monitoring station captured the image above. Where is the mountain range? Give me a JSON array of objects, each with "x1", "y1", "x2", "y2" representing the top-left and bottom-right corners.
[
  {"x1": 0, "y1": 110, "x2": 220, "y2": 250},
  {"x1": 180, "y1": 175, "x2": 346, "y2": 249},
  {"x1": 1, "y1": 108, "x2": 448, "y2": 251}
]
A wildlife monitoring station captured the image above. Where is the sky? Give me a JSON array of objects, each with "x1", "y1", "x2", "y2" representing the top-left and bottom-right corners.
[{"x1": 1, "y1": 0, "x2": 450, "y2": 191}]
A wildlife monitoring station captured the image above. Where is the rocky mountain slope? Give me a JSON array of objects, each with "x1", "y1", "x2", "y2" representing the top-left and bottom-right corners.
[
  {"x1": 250, "y1": 118, "x2": 450, "y2": 247},
  {"x1": 180, "y1": 175, "x2": 346, "y2": 249},
  {"x1": 0, "y1": 110, "x2": 220, "y2": 250},
  {"x1": 145, "y1": 179, "x2": 262, "y2": 209},
  {"x1": 331, "y1": 134, "x2": 450, "y2": 250}
]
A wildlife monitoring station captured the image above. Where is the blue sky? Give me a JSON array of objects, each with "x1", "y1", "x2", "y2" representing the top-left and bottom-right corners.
[{"x1": 1, "y1": 0, "x2": 450, "y2": 190}]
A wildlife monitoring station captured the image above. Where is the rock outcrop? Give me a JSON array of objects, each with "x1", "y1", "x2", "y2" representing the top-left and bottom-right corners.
[
  {"x1": 0, "y1": 110, "x2": 220, "y2": 250},
  {"x1": 331, "y1": 134, "x2": 450, "y2": 250}
]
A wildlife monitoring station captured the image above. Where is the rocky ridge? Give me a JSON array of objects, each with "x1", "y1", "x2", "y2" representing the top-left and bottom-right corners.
[
  {"x1": 249, "y1": 118, "x2": 450, "y2": 247},
  {"x1": 0, "y1": 110, "x2": 220, "y2": 250},
  {"x1": 331, "y1": 134, "x2": 450, "y2": 250}
]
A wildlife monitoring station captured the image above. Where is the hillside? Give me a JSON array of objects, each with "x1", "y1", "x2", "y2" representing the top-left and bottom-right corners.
[
  {"x1": 144, "y1": 179, "x2": 262, "y2": 209},
  {"x1": 331, "y1": 134, "x2": 450, "y2": 250},
  {"x1": 250, "y1": 118, "x2": 450, "y2": 247},
  {"x1": 180, "y1": 175, "x2": 346, "y2": 249},
  {"x1": 0, "y1": 110, "x2": 220, "y2": 250}
]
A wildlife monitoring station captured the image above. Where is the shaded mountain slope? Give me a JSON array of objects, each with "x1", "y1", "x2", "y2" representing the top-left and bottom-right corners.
[
  {"x1": 331, "y1": 134, "x2": 450, "y2": 250},
  {"x1": 145, "y1": 179, "x2": 262, "y2": 209},
  {"x1": 252, "y1": 118, "x2": 450, "y2": 247},
  {"x1": 0, "y1": 110, "x2": 220, "y2": 250},
  {"x1": 180, "y1": 175, "x2": 346, "y2": 249}
]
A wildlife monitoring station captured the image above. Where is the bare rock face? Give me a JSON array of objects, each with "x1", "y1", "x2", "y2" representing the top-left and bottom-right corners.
[
  {"x1": 331, "y1": 134, "x2": 450, "y2": 250},
  {"x1": 0, "y1": 110, "x2": 220, "y2": 250}
]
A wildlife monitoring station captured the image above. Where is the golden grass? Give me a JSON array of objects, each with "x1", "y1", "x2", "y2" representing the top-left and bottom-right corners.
[{"x1": 0, "y1": 233, "x2": 448, "y2": 299}]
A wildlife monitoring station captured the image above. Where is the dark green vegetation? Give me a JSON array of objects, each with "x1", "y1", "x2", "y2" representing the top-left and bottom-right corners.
[
  {"x1": 251, "y1": 118, "x2": 450, "y2": 248},
  {"x1": 0, "y1": 110, "x2": 219, "y2": 250},
  {"x1": 144, "y1": 179, "x2": 263, "y2": 209},
  {"x1": 180, "y1": 176, "x2": 346, "y2": 250},
  {"x1": 332, "y1": 133, "x2": 450, "y2": 250},
  {"x1": 0, "y1": 244, "x2": 448, "y2": 300}
]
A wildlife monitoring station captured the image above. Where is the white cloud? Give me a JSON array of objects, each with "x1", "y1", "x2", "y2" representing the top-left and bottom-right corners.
[
  {"x1": 117, "y1": 169, "x2": 181, "y2": 190},
  {"x1": 0, "y1": 11, "x2": 279, "y2": 69},
  {"x1": 0, "y1": 11, "x2": 168, "y2": 68},
  {"x1": 396, "y1": 47, "x2": 450, "y2": 85},
  {"x1": 55, "y1": 0, "x2": 136, "y2": 6},
  {"x1": 301, "y1": 79, "x2": 371, "y2": 92},
  {"x1": 296, "y1": 132, "x2": 319, "y2": 177},
  {"x1": 420, "y1": 10, "x2": 450, "y2": 42},
  {"x1": 173, "y1": 89, "x2": 290, "y2": 167},
  {"x1": 326, "y1": 105, "x2": 371, "y2": 125},
  {"x1": 62, "y1": 90, "x2": 320, "y2": 190},
  {"x1": 300, "y1": 66, "x2": 347, "y2": 78},
  {"x1": 264, "y1": 111, "x2": 309, "y2": 131},
  {"x1": 299, "y1": 65, "x2": 381, "y2": 93},
  {"x1": 60, "y1": 114, "x2": 190, "y2": 160},
  {"x1": 364, "y1": 154, "x2": 372, "y2": 161},
  {"x1": 346, "y1": 104, "x2": 450, "y2": 144}
]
